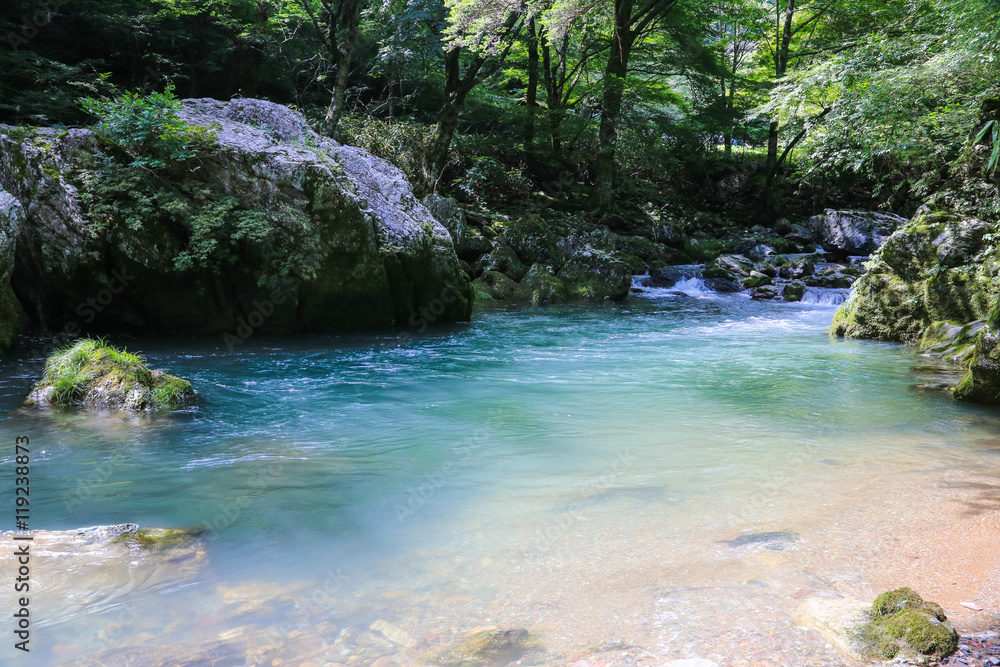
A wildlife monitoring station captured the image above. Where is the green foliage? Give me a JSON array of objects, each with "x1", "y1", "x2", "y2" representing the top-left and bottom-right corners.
[
  {"x1": 34, "y1": 338, "x2": 192, "y2": 410},
  {"x1": 80, "y1": 84, "x2": 218, "y2": 171},
  {"x1": 454, "y1": 156, "x2": 529, "y2": 202},
  {"x1": 74, "y1": 87, "x2": 286, "y2": 279},
  {"x1": 335, "y1": 112, "x2": 428, "y2": 184},
  {"x1": 976, "y1": 119, "x2": 1000, "y2": 175}
]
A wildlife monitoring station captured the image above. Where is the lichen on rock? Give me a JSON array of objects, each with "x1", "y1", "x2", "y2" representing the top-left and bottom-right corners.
[{"x1": 26, "y1": 338, "x2": 193, "y2": 412}]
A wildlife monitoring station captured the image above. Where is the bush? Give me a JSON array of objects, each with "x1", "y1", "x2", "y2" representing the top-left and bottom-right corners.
[
  {"x1": 80, "y1": 83, "x2": 217, "y2": 171},
  {"x1": 335, "y1": 112, "x2": 428, "y2": 185},
  {"x1": 75, "y1": 85, "x2": 278, "y2": 279}
]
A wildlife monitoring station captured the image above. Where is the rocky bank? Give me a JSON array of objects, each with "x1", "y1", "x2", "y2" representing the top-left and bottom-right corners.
[{"x1": 0, "y1": 98, "x2": 473, "y2": 346}]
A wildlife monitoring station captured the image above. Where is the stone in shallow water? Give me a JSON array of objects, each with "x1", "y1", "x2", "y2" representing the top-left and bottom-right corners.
[
  {"x1": 717, "y1": 531, "x2": 799, "y2": 550},
  {"x1": 0, "y1": 524, "x2": 207, "y2": 627},
  {"x1": 418, "y1": 628, "x2": 537, "y2": 666}
]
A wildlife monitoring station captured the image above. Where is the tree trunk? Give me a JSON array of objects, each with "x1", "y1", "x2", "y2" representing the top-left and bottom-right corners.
[
  {"x1": 422, "y1": 47, "x2": 485, "y2": 190},
  {"x1": 237, "y1": 2, "x2": 269, "y2": 98},
  {"x1": 541, "y1": 32, "x2": 563, "y2": 156},
  {"x1": 318, "y1": 0, "x2": 362, "y2": 136},
  {"x1": 524, "y1": 17, "x2": 539, "y2": 162},
  {"x1": 593, "y1": 0, "x2": 635, "y2": 210},
  {"x1": 323, "y1": 52, "x2": 351, "y2": 134},
  {"x1": 766, "y1": 0, "x2": 796, "y2": 174},
  {"x1": 723, "y1": 76, "x2": 732, "y2": 156}
]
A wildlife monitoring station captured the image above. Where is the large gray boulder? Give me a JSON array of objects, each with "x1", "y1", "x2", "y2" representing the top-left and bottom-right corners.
[
  {"x1": 0, "y1": 98, "x2": 472, "y2": 338},
  {"x1": 813, "y1": 209, "x2": 906, "y2": 256}
]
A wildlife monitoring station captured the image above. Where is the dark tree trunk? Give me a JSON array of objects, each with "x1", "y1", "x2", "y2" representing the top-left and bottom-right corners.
[
  {"x1": 237, "y1": 2, "x2": 269, "y2": 98},
  {"x1": 524, "y1": 17, "x2": 539, "y2": 162},
  {"x1": 593, "y1": 0, "x2": 636, "y2": 210},
  {"x1": 766, "y1": 0, "x2": 796, "y2": 175},
  {"x1": 322, "y1": 0, "x2": 361, "y2": 135},
  {"x1": 422, "y1": 47, "x2": 485, "y2": 190}
]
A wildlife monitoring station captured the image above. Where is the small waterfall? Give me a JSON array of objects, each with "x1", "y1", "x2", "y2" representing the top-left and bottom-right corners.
[
  {"x1": 671, "y1": 276, "x2": 713, "y2": 297},
  {"x1": 800, "y1": 287, "x2": 851, "y2": 305},
  {"x1": 632, "y1": 265, "x2": 714, "y2": 298}
]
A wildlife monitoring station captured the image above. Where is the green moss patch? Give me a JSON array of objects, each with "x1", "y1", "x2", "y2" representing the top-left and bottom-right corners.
[
  {"x1": 112, "y1": 526, "x2": 204, "y2": 550},
  {"x1": 419, "y1": 629, "x2": 537, "y2": 667},
  {"x1": 27, "y1": 338, "x2": 194, "y2": 412},
  {"x1": 853, "y1": 588, "x2": 958, "y2": 662}
]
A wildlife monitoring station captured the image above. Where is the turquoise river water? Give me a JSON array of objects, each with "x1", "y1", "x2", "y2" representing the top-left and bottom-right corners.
[{"x1": 1, "y1": 284, "x2": 999, "y2": 666}]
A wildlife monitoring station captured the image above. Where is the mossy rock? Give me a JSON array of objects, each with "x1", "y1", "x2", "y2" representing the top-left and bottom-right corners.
[
  {"x1": 955, "y1": 324, "x2": 1000, "y2": 405},
  {"x1": 783, "y1": 283, "x2": 806, "y2": 302},
  {"x1": 514, "y1": 264, "x2": 568, "y2": 305},
  {"x1": 556, "y1": 247, "x2": 632, "y2": 301},
  {"x1": 853, "y1": 588, "x2": 958, "y2": 662},
  {"x1": 480, "y1": 246, "x2": 527, "y2": 282},
  {"x1": 472, "y1": 271, "x2": 518, "y2": 301},
  {"x1": 26, "y1": 338, "x2": 194, "y2": 412},
  {"x1": 703, "y1": 262, "x2": 735, "y2": 280},
  {"x1": 804, "y1": 274, "x2": 854, "y2": 289},
  {"x1": 743, "y1": 273, "x2": 772, "y2": 289},
  {"x1": 112, "y1": 526, "x2": 204, "y2": 550},
  {"x1": 418, "y1": 628, "x2": 537, "y2": 667},
  {"x1": 831, "y1": 273, "x2": 927, "y2": 343}
]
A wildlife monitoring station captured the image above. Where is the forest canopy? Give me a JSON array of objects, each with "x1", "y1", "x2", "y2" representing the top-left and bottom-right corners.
[{"x1": 1, "y1": 0, "x2": 998, "y2": 218}]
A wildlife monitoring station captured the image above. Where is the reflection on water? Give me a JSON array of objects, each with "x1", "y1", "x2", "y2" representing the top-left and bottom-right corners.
[{"x1": 1, "y1": 293, "x2": 998, "y2": 665}]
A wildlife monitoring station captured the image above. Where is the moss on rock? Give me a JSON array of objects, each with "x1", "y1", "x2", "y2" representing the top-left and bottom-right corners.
[
  {"x1": 955, "y1": 324, "x2": 1000, "y2": 404},
  {"x1": 514, "y1": 264, "x2": 568, "y2": 305},
  {"x1": 472, "y1": 271, "x2": 518, "y2": 301},
  {"x1": 112, "y1": 526, "x2": 203, "y2": 550},
  {"x1": 853, "y1": 588, "x2": 958, "y2": 662},
  {"x1": 26, "y1": 338, "x2": 194, "y2": 412},
  {"x1": 419, "y1": 629, "x2": 536, "y2": 667}
]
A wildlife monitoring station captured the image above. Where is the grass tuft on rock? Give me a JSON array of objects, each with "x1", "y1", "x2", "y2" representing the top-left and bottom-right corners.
[{"x1": 27, "y1": 338, "x2": 193, "y2": 412}]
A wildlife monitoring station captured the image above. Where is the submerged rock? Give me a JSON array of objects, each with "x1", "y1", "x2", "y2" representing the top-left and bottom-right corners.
[
  {"x1": 25, "y1": 338, "x2": 193, "y2": 412},
  {"x1": 0, "y1": 98, "x2": 471, "y2": 336},
  {"x1": 418, "y1": 628, "x2": 537, "y2": 667},
  {"x1": 0, "y1": 524, "x2": 206, "y2": 624},
  {"x1": 718, "y1": 531, "x2": 798, "y2": 550}
]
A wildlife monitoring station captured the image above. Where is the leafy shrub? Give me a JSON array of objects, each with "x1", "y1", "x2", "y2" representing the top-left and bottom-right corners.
[
  {"x1": 453, "y1": 156, "x2": 530, "y2": 203},
  {"x1": 75, "y1": 85, "x2": 281, "y2": 280},
  {"x1": 80, "y1": 83, "x2": 217, "y2": 171},
  {"x1": 335, "y1": 112, "x2": 428, "y2": 185}
]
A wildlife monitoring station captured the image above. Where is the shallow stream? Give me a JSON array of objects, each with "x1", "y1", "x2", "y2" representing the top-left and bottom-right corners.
[{"x1": 2, "y1": 286, "x2": 999, "y2": 665}]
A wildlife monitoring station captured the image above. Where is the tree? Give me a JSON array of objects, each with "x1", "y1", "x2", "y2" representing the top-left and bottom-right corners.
[
  {"x1": 294, "y1": 0, "x2": 365, "y2": 134},
  {"x1": 421, "y1": 0, "x2": 525, "y2": 189},
  {"x1": 588, "y1": 0, "x2": 682, "y2": 209}
]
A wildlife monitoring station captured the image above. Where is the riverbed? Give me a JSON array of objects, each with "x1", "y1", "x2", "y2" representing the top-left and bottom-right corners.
[{"x1": 1, "y1": 285, "x2": 998, "y2": 665}]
